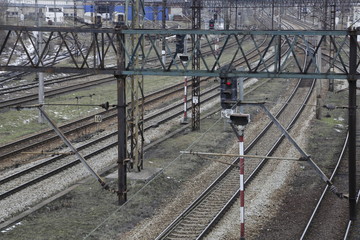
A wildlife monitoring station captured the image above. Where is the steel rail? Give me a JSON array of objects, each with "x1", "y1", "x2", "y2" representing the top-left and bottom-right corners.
[
  {"x1": 0, "y1": 81, "x2": 225, "y2": 201},
  {"x1": 300, "y1": 133, "x2": 349, "y2": 239},
  {"x1": 0, "y1": 77, "x2": 114, "y2": 109},
  {"x1": 0, "y1": 35, "x2": 265, "y2": 109},
  {"x1": 155, "y1": 76, "x2": 313, "y2": 239},
  {"x1": 0, "y1": 30, "x2": 275, "y2": 200},
  {"x1": 343, "y1": 189, "x2": 360, "y2": 239},
  {"x1": 0, "y1": 78, "x2": 192, "y2": 159},
  {"x1": 0, "y1": 31, "x2": 249, "y2": 95},
  {"x1": 0, "y1": 33, "x2": 80, "y2": 85},
  {"x1": 0, "y1": 73, "x2": 86, "y2": 95},
  {"x1": 156, "y1": 22, "x2": 314, "y2": 238},
  {"x1": 199, "y1": 77, "x2": 315, "y2": 239},
  {"x1": 0, "y1": 34, "x2": 269, "y2": 160}
]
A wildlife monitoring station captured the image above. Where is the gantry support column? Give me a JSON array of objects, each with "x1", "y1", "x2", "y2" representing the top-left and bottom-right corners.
[
  {"x1": 162, "y1": 0, "x2": 167, "y2": 65},
  {"x1": 348, "y1": 29, "x2": 357, "y2": 221},
  {"x1": 128, "y1": 0, "x2": 145, "y2": 172},
  {"x1": 116, "y1": 27, "x2": 127, "y2": 205},
  {"x1": 329, "y1": 4, "x2": 336, "y2": 92},
  {"x1": 191, "y1": 0, "x2": 201, "y2": 131},
  {"x1": 271, "y1": 0, "x2": 275, "y2": 30},
  {"x1": 35, "y1": 0, "x2": 44, "y2": 124}
]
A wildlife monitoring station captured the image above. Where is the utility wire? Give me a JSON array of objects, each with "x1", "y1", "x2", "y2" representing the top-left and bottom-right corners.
[{"x1": 83, "y1": 113, "x2": 224, "y2": 239}]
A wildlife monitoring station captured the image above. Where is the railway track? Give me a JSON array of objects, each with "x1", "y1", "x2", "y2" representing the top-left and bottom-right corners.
[
  {"x1": 0, "y1": 81, "x2": 224, "y2": 201},
  {"x1": 0, "y1": 73, "x2": 86, "y2": 95},
  {"x1": 0, "y1": 31, "x2": 265, "y2": 105},
  {"x1": 155, "y1": 34, "x2": 316, "y2": 239},
  {"x1": 0, "y1": 34, "x2": 272, "y2": 165},
  {"x1": 0, "y1": 77, "x2": 197, "y2": 162},
  {"x1": 0, "y1": 33, "x2": 294, "y2": 222},
  {"x1": 156, "y1": 79, "x2": 314, "y2": 239},
  {"x1": 300, "y1": 125, "x2": 360, "y2": 239},
  {"x1": 1, "y1": 16, "x2": 314, "y2": 231},
  {"x1": 154, "y1": 20, "x2": 354, "y2": 238},
  {"x1": 2, "y1": 15, "x2": 348, "y2": 239},
  {"x1": 0, "y1": 32, "x2": 82, "y2": 86},
  {"x1": 299, "y1": 133, "x2": 349, "y2": 239},
  {"x1": 0, "y1": 62, "x2": 292, "y2": 231},
  {"x1": 0, "y1": 18, "x2": 287, "y2": 201}
]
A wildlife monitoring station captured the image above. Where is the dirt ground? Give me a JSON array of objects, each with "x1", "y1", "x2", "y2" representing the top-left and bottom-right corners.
[{"x1": 0, "y1": 78, "x2": 352, "y2": 240}]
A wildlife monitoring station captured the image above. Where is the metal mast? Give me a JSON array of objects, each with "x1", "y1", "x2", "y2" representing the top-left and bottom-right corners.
[
  {"x1": 162, "y1": 0, "x2": 166, "y2": 65},
  {"x1": 191, "y1": 0, "x2": 201, "y2": 130},
  {"x1": 73, "y1": 0, "x2": 77, "y2": 23},
  {"x1": 35, "y1": 0, "x2": 44, "y2": 123},
  {"x1": 329, "y1": 3, "x2": 336, "y2": 91},
  {"x1": 128, "y1": 0, "x2": 145, "y2": 172},
  {"x1": 116, "y1": 28, "x2": 127, "y2": 205}
]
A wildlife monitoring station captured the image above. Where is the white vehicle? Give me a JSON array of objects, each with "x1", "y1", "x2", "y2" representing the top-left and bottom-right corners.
[
  {"x1": 112, "y1": 12, "x2": 125, "y2": 26},
  {"x1": 165, "y1": 35, "x2": 176, "y2": 43},
  {"x1": 83, "y1": 12, "x2": 102, "y2": 26},
  {"x1": 45, "y1": 6, "x2": 64, "y2": 24},
  {"x1": 101, "y1": 13, "x2": 111, "y2": 20}
]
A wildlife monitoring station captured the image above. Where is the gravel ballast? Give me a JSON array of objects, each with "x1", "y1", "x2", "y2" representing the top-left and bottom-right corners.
[{"x1": 0, "y1": 78, "x2": 353, "y2": 240}]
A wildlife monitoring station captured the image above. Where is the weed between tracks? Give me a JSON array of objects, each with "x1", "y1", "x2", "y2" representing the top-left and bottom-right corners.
[
  {"x1": 0, "y1": 71, "x2": 305, "y2": 240},
  {"x1": 0, "y1": 76, "x2": 292, "y2": 239},
  {"x1": 0, "y1": 113, "x2": 238, "y2": 239},
  {"x1": 253, "y1": 83, "x2": 350, "y2": 239},
  {"x1": 0, "y1": 75, "x2": 182, "y2": 146}
]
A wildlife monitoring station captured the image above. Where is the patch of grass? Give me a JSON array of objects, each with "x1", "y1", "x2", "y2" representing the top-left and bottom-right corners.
[
  {"x1": 0, "y1": 33, "x2": 270, "y2": 146},
  {"x1": 0, "y1": 74, "x2": 182, "y2": 145},
  {"x1": 321, "y1": 115, "x2": 344, "y2": 126},
  {"x1": 0, "y1": 109, "x2": 47, "y2": 144},
  {"x1": 306, "y1": 90, "x2": 348, "y2": 172},
  {"x1": 0, "y1": 61, "x2": 297, "y2": 239}
]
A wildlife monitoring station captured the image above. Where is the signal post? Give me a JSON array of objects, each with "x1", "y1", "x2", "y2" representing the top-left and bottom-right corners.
[
  {"x1": 220, "y1": 67, "x2": 250, "y2": 239},
  {"x1": 230, "y1": 113, "x2": 250, "y2": 240}
]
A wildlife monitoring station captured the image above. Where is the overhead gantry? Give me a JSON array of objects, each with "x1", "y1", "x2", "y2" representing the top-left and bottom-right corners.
[{"x1": 0, "y1": 25, "x2": 358, "y2": 219}]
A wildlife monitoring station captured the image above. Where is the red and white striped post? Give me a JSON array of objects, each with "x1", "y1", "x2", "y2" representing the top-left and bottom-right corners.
[
  {"x1": 179, "y1": 55, "x2": 189, "y2": 124},
  {"x1": 239, "y1": 131, "x2": 245, "y2": 240},
  {"x1": 229, "y1": 113, "x2": 250, "y2": 240},
  {"x1": 183, "y1": 76, "x2": 188, "y2": 121}
]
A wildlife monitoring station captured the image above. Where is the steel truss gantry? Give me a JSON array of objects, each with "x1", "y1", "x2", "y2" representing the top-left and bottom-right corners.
[
  {"x1": 1, "y1": 26, "x2": 359, "y2": 79},
  {"x1": 0, "y1": 26, "x2": 358, "y2": 219},
  {"x1": 174, "y1": 0, "x2": 359, "y2": 8}
]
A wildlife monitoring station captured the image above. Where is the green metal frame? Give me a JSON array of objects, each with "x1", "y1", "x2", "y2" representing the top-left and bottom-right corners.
[{"x1": 0, "y1": 26, "x2": 358, "y2": 80}]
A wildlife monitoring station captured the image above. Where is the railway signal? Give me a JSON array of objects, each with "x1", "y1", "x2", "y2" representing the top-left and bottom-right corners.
[
  {"x1": 176, "y1": 34, "x2": 185, "y2": 53},
  {"x1": 220, "y1": 76, "x2": 238, "y2": 109},
  {"x1": 209, "y1": 19, "x2": 215, "y2": 29}
]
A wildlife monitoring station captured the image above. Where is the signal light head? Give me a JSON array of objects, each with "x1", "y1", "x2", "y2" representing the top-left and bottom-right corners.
[{"x1": 226, "y1": 81, "x2": 231, "y2": 86}]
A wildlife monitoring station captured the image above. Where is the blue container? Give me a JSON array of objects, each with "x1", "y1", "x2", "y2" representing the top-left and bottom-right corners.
[
  {"x1": 156, "y1": 7, "x2": 169, "y2": 21},
  {"x1": 144, "y1": 6, "x2": 154, "y2": 20},
  {"x1": 114, "y1": 6, "x2": 132, "y2": 20},
  {"x1": 113, "y1": 5, "x2": 168, "y2": 21},
  {"x1": 84, "y1": 5, "x2": 95, "y2": 13}
]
